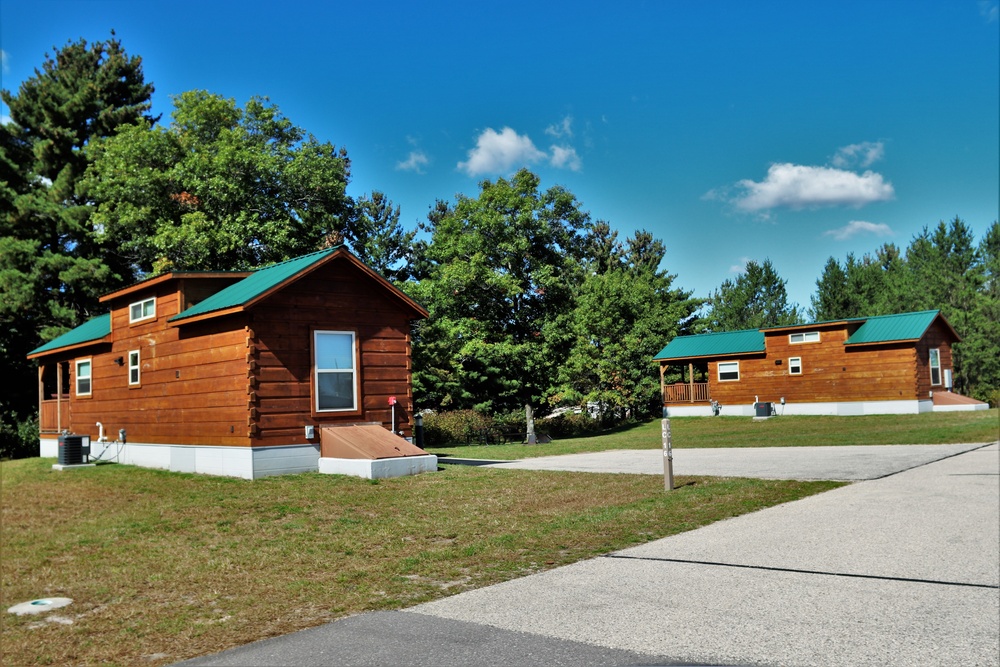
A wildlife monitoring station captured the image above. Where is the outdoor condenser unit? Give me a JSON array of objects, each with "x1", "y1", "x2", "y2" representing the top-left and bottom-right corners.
[{"x1": 57, "y1": 434, "x2": 91, "y2": 465}]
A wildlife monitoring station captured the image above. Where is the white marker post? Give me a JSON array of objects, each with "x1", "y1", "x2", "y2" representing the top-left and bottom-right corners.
[
  {"x1": 662, "y1": 418, "x2": 674, "y2": 491},
  {"x1": 389, "y1": 396, "x2": 397, "y2": 433}
]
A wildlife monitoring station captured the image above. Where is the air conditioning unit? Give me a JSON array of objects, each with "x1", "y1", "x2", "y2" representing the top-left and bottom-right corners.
[{"x1": 57, "y1": 435, "x2": 91, "y2": 465}]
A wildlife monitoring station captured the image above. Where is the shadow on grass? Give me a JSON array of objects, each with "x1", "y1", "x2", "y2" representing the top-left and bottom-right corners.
[{"x1": 551, "y1": 418, "x2": 655, "y2": 441}]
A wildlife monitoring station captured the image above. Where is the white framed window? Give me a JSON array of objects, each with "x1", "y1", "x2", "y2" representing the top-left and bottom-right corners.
[
  {"x1": 929, "y1": 348, "x2": 941, "y2": 386},
  {"x1": 314, "y1": 330, "x2": 357, "y2": 412},
  {"x1": 718, "y1": 361, "x2": 740, "y2": 382},
  {"x1": 75, "y1": 359, "x2": 92, "y2": 396},
  {"x1": 128, "y1": 350, "x2": 141, "y2": 386},
  {"x1": 129, "y1": 297, "x2": 156, "y2": 323},
  {"x1": 789, "y1": 331, "x2": 820, "y2": 344},
  {"x1": 789, "y1": 357, "x2": 802, "y2": 375}
]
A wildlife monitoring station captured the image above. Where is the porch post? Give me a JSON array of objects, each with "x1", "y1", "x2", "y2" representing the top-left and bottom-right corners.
[
  {"x1": 659, "y1": 364, "x2": 665, "y2": 406},
  {"x1": 38, "y1": 365, "x2": 44, "y2": 430},
  {"x1": 688, "y1": 362, "x2": 694, "y2": 403},
  {"x1": 56, "y1": 361, "x2": 63, "y2": 432}
]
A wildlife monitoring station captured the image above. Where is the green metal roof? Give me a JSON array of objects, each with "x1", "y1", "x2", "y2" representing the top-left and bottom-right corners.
[
  {"x1": 845, "y1": 310, "x2": 941, "y2": 345},
  {"x1": 654, "y1": 328, "x2": 765, "y2": 361},
  {"x1": 170, "y1": 247, "x2": 338, "y2": 322},
  {"x1": 28, "y1": 313, "x2": 111, "y2": 357}
]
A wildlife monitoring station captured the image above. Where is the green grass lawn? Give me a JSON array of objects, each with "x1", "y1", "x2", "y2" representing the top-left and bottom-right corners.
[
  {"x1": 429, "y1": 408, "x2": 1000, "y2": 460},
  {"x1": 0, "y1": 457, "x2": 840, "y2": 666}
]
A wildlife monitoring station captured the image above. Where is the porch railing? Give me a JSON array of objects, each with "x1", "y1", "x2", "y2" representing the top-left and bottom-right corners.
[
  {"x1": 663, "y1": 383, "x2": 711, "y2": 403},
  {"x1": 40, "y1": 398, "x2": 70, "y2": 432}
]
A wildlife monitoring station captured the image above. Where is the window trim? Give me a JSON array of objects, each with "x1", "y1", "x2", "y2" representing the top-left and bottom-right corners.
[
  {"x1": 75, "y1": 358, "x2": 92, "y2": 397},
  {"x1": 789, "y1": 331, "x2": 820, "y2": 344},
  {"x1": 789, "y1": 357, "x2": 802, "y2": 375},
  {"x1": 718, "y1": 361, "x2": 740, "y2": 382},
  {"x1": 129, "y1": 297, "x2": 156, "y2": 324},
  {"x1": 128, "y1": 349, "x2": 141, "y2": 386},
  {"x1": 313, "y1": 330, "x2": 359, "y2": 414},
  {"x1": 929, "y1": 348, "x2": 942, "y2": 386}
]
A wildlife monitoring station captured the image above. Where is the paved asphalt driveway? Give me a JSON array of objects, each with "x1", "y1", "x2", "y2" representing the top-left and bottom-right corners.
[{"x1": 179, "y1": 442, "x2": 999, "y2": 667}]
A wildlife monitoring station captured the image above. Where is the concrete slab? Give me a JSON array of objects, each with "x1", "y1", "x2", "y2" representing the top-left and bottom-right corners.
[
  {"x1": 479, "y1": 442, "x2": 989, "y2": 480},
  {"x1": 412, "y1": 444, "x2": 1000, "y2": 666},
  {"x1": 177, "y1": 443, "x2": 1000, "y2": 667}
]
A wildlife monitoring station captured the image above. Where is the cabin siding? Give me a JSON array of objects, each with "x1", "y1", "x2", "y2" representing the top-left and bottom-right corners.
[
  {"x1": 64, "y1": 282, "x2": 251, "y2": 447},
  {"x1": 250, "y1": 260, "x2": 416, "y2": 447},
  {"x1": 663, "y1": 314, "x2": 959, "y2": 412},
  {"x1": 915, "y1": 321, "x2": 955, "y2": 397}
]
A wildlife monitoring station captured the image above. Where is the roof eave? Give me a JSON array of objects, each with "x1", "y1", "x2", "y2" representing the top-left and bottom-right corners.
[
  {"x1": 170, "y1": 305, "x2": 246, "y2": 326},
  {"x1": 27, "y1": 335, "x2": 113, "y2": 360},
  {"x1": 655, "y1": 350, "x2": 766, "y2": 363}
]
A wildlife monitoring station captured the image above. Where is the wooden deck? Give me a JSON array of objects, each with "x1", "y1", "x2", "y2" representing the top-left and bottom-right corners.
[{"x1": 662, "y1": 382, "x2": 711, "y2": 404}]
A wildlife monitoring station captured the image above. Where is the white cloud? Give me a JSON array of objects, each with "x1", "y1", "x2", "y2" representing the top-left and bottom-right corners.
[
  {"x1": 831, "y1": 141, "x2": 885, "y2": 168},
  {"x1": 545, "y1": 116, "x2": 573, "y2": 138},
  {"x1": 981, "y1": 0, "x2": 999, "y2": 22},
  {"x1": 396, "y1": 150, "x2": 429, "y2": 173},
  {"x1": 824, "y1": 220, "x2": 894, "y2": 241},
  {"x1": 729, "y1": 163, "x2": 894, "y2": 212},
  {"x1": 550, "y1": 145, "x2": 582, "y2": 171},
  {"x1": 1, "y1": 115, "x2": 11, "y2": 126},
  {"x1": 458, "y1": 127, "x2": 546, "y2": 176},
  {"x1": 458, "y1": 127, "x2": 583, "y2": 176},
  {"x1": 729, "y1": 257, "x2": 752, "y2": 273}
]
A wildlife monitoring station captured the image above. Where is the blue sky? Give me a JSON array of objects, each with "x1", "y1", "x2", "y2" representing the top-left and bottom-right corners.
[{"x1": 2, "y1": 0, "x2": 998, "y2": 314}]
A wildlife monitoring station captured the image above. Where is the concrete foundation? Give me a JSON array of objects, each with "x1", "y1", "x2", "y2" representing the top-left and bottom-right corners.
[{"x1": 318, "y1": 454, "x2": 438, "y2": 479}]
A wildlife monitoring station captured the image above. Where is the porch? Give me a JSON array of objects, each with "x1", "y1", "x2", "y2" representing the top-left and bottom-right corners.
[
  {"x1": 37, "y1": 361, "x2": 71, "y2": 434},
  {"x1": 662, "y1": 382, "x2": 711, "y2": 404},
  {"x1": 40, "y1": 397, "x2": 70, "y2": 433},
  {"x1": 659, "y1": 361, "x2": 712, "y2": 405}
]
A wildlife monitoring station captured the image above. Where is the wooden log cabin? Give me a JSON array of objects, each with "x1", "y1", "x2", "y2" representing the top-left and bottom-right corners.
[
  {"x1": 654, "y1": 310, "x2": 986, "y2": 416},
  {"x1": 28, "y1": 246, "x2": 431, "y2": 478}
]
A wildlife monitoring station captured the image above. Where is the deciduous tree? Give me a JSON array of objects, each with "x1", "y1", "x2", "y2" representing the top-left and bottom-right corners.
[
  {"x1": 83, "y1": 91, "x2": 352, "y2": 273},
  {"x1": 557, "y1": 230, "x2": 702, "y2": 419},
  {"x1": 409, "y1": 169, "x2": 589, "y2": 436}
]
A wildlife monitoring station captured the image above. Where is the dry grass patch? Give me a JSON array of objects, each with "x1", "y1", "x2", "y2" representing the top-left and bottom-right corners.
[{"x1": 1, "y1": 458, "x2": 840, "y2": 665}]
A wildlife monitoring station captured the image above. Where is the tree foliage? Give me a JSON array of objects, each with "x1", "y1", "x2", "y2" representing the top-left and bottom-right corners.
[
  {"x1": 82, "y1": 91, "x2": 352, "y2": 274},
  {"x1": 703, "y1": 259, "x2": 801, "y2": 331},
  {"x1": 810, "y1": 217, "x2": 1000, "y2": 401},
  {"x1": 409, "y1": 169, "x2": 589, "y2": 417},
  {"x1": 1, "y1": 34, "x2": 155, "y2": 449},
  {"x1": 556, "y1": 228, "x2": 702, "y2": 418},
  {"x1": 346, "y1": 191, "x2": 417, "y2": 282}
]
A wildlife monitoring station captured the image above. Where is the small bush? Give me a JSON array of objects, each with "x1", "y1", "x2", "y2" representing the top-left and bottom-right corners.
[
  {"x1": 421, "y1": 410, "x2": 494, "y2": 446},
  {"x1": 543, "y1": 411, "x2": 602, "y2": 438},
  {"x1": 0, "y1": 412, "x2": 38, "y2": 460}
]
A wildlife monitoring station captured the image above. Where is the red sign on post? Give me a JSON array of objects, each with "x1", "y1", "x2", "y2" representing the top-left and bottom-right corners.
[{"x1": 388, "y1": 396, "x2": 397, "y2": 405}]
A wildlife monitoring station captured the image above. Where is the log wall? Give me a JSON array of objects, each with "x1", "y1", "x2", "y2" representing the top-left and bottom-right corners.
[
  {"x1": 702, "y1": 323, "x2": 954, "y2": 406},
  {"x1": 249, "y1": 260, "x2": 417, "y2": 446},
  {"x1": 65, "y1": 281, "x2": 250, "y2": 446}
]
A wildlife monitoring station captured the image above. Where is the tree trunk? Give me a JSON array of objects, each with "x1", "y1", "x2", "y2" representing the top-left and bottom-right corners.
[{"x1": 525, "y1": 402, "x2": 537, "y2": 444}]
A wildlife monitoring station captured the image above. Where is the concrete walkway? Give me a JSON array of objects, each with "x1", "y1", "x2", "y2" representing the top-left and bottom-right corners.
[
  {"x1": 179, "y1": 443, "x2": 999, "y2": 667},
  {"x1": 477, "y1": 442, "x2": 989, "y2": 480}
]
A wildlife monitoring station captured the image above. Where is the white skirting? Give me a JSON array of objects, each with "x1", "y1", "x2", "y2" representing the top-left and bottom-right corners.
[
  {"x1": 318, "y1": 454, "x2": 438, "y2": 479},
  {"x1": 38, "y1": 439, "x2": 322, "y2": 480},
  {"x1": 664, "y1": 399, "x2": 935, "y2": 418},
  {"x1": 38, "y1": 439, "x2": 439, "y2": 480}
]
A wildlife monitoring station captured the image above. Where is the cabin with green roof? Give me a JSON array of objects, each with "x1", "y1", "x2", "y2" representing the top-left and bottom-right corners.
[
  {"x1": 653, "y1": 310, "x2": 985, "y2": 416},
  {"x1": 28, "y1": 247, "x2": 433, "y2": 479}
]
